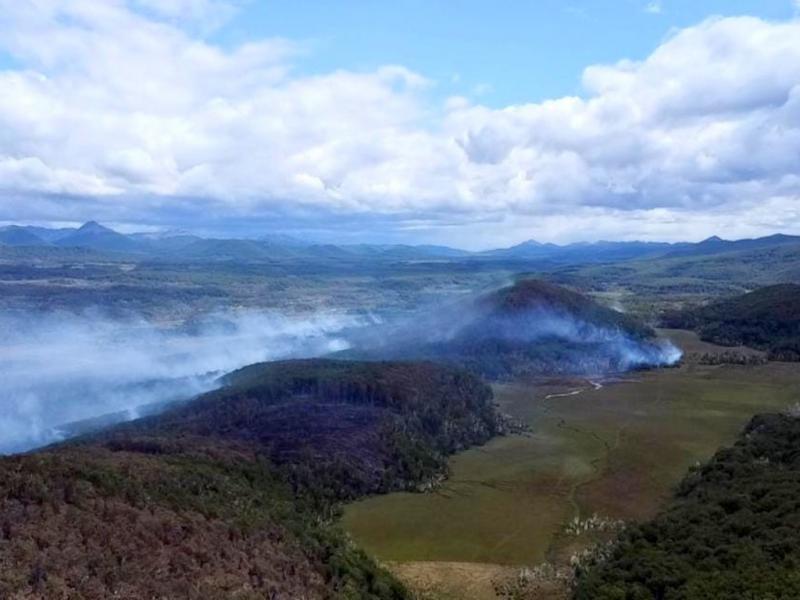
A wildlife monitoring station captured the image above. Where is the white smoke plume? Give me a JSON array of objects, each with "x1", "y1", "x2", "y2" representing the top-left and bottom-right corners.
[
  {"x1": 344, "y1": 300, "x2": 683, "y2": 376},
  {"x1": 0, "y1": 309, "x2": 363, "y2": 454}
]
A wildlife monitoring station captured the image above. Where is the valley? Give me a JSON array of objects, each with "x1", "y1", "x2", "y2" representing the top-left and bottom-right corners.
[
  {"x1": 342, "y1": 330, "x2": 800, "y2": 599},
  {"x1": 2, "y1": 224, "x2": 800, "y2": 599},
  {"x1": 5, "y1": 6, "x2": 800, "y2": 597}
]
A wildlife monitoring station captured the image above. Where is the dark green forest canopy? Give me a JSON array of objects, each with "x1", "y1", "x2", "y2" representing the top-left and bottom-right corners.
[
  {"x1": 663, "y1": 284, "x2": 800, "y2": 361},
  {"x1": 107, "y1": 359, "x2": 502, "y2": 506},
  {"x1": 574, "y1": 412, "x2": 800, "y2": 600}
]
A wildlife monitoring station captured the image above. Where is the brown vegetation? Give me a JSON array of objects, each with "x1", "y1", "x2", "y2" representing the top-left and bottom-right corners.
[{"x1": 0, "y1": 359, "x2": 503, "y2": 599}]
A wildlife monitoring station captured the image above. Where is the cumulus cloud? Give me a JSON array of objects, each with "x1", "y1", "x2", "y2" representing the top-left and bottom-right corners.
[{"x1": 0, "y1": 3, "x2": 799, "y2": 244}]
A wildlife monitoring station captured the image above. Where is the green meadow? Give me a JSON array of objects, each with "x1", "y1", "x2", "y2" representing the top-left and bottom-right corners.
[{"x1": 341, "y1": 331, "x2": 800, "y2": 595}]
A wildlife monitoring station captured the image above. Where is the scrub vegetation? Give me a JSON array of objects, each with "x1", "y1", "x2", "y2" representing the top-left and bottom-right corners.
[{"x1": 0, "y1": 359, "x2": 503, "y2": 599}]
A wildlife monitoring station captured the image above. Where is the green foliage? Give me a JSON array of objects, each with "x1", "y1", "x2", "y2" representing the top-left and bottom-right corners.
[
  {"x1": 574, "y1": 413, "x2": 800, "y2": 600},
  {"x1": 663, "y1": 284, "x2": 800, "y2": 360},
  {"x1": 113, "y1": 359, "x2": 500, "y2": 508}
]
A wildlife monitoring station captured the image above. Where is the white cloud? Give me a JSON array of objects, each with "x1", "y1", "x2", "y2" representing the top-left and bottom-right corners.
[
  {"x1": 133, "y1": 0, "x2": 235, "y2": 20},
  {"x1": 0, "y1": 4, "x2": 799, "y2": 245}
]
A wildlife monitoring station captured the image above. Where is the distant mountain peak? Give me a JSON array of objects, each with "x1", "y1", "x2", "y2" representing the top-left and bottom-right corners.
[
  {"x1": 53, "y1": 220, "x2": 145, "y2": 253},
  {"x1": 78, "y1": 221, "x2": 113, "y2": 233},
  {"x1": 700, "y1": 235, "x2": 724, "y2": 243}
]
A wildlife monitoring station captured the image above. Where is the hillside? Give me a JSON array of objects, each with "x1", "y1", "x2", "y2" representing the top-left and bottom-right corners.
[
  {"x1": 552, "y1": 241, "x2": 800, "y2": 300},
  {"x1": 346, "y1": 279, "x2": 680, "y2": 379},
  {"x1": 0, "y1": 359, "x2": 502, "y2": 599},
  {"x1": 0, "y1": 446, "x2": 393, "y2": 599},
  {"x1": 480, "y1": 279, "x2": 652, "y2": 337},
  {"x1": 482, "y1": 239, "x2": 683, "y2": 263},
  {"x1": 109, "y1": 359, "x2": 503, "y2": 505},
  {"x1": 574, "y1": 411, "x2": 800, "y2": 599},
  {"x1": 663, "y1": 284, "x2": 800, "y2": 360},
  {"x1": 0, "y1": 226, "x2": 47, "y2": 246}
]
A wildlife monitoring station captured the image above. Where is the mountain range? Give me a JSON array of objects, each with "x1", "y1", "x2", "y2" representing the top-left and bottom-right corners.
[{"x1": 3, "y1": 221, "x2": 800, "y2": 267}]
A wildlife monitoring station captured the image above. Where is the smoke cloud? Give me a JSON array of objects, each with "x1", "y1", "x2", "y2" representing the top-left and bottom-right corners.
[
  {"x1": 0, "y1": 292, "x2": 683, "y2": 453},
  {"x1": 344, "y1": 300, "x2": 683, "y2": 377},
  {"x1": 476, "y1": 308, "x2": 684, "y2": 372},
  {"x1": 0, "y1": 309, "x2": 363, "y2": 454}
]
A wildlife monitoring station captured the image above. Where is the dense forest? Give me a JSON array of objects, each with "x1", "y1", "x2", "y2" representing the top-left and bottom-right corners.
[
  {"x1": 107, "y1": 359, "x2": 505, "y2": 509},
  {"x1": 663, "y1": 284, "x2": 800, "y2": 361},
  {"x1": 0, "y1": 359, "x2": 503, "y2": 599},
  {"x1": 574, "y1": 412, "x2": 800, "y2": 599}
]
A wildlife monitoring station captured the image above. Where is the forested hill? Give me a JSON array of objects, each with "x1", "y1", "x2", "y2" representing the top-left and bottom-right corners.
[
  {"x1": 109, "y1": 359, "x2": 503, "y2": 506},
  {"x1": 346, "y1": 279, "x2": 679, "y2": 379},
  {"x1": 574, "y1": 411, "x2": 800, "y2": 599},
  {"x1": 479, "y1": 279, "x2": 653, "y2": 339},
  {"x1": 663, "y1": 284, "x2": 800, "y2": 360},
  {"x1": 0, "y1": 359, "x2": 502, "y2": 599}
]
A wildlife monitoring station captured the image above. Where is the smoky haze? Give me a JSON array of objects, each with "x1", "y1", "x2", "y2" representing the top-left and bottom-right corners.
[
  {"x1": 344, "y1": 298, "x2": 683, "y2": 376},
  {"x1": 0, "y1": 310, "x2": 364, "y2": 454},
  {"x1": 472, "y1": 308, "x2": 684, "y2": 371},
  {"x1": 0, "y1": 289, "x2": 683, "y2": 454}
]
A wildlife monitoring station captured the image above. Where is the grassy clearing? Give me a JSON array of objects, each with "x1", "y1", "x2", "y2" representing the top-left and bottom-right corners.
[
  {"x1": 386, "y1": 562, "x2": 518, "y2": 600},
  {"x1": 341, "y1": 330, "x2": 800, "y2": 596}
]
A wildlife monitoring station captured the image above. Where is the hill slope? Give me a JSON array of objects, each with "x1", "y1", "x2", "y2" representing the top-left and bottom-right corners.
[
  {"x1": 110, "y1": 359, "x2": 503, "y2": 505},
  {"x1": 663, "y1": 284, "x2": 800, "y2": 360},
  {"x1": 346, "y1": 279, "x2": 680, "y2": 379},
  {"x1": 553, "y1": 241, "x2": 800, "y2": 298},
  {"x1": 482, "y1": 240, "x2": 682, "y2": 263},
  {"x1": 0, "y1": 359, "x2": 501, "y2": 599},
  {"x1": 0, "y1": 226, "x2": 47, "y2": 246},
  {"x1": 574, "y1": 412, "x2": 800, "y2": 599}
]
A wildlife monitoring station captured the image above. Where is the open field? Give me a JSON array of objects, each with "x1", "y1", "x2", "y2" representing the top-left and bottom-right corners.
[{"x1": 341, "y1": 330, "x2": 800, "y2": 598}]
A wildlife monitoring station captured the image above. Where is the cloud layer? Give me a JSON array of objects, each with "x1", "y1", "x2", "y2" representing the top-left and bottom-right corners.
[{"x1": 1, "y1": 1, "x2": 799, "y2": 245}]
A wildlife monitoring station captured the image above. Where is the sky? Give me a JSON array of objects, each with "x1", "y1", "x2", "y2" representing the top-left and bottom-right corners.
[{"x1": 0, "y1": 0, "x2": 800, "y2": 248}]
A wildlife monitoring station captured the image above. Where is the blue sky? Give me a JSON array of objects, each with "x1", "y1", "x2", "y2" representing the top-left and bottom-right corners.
[
  {"x1": 216, "y1": 0, "x2": 796, "y2": 107},
  {"x1": 0, "y1": 1, "x2": 799, "y2": 247}
]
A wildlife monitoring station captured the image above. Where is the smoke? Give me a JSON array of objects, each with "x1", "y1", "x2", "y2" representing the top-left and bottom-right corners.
[
  {"x1": 344, "y1": 300, "x2": 683, "y2": 376},
  {"x1": 480, "y1": 308, "x2": 684, "y2": 370},
  {"x1": 0, "y1": 309, "x2": 363, "y2": 454},
  {"x1": 0, "y1": 289, "x2": 684, "y2": 453}
]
